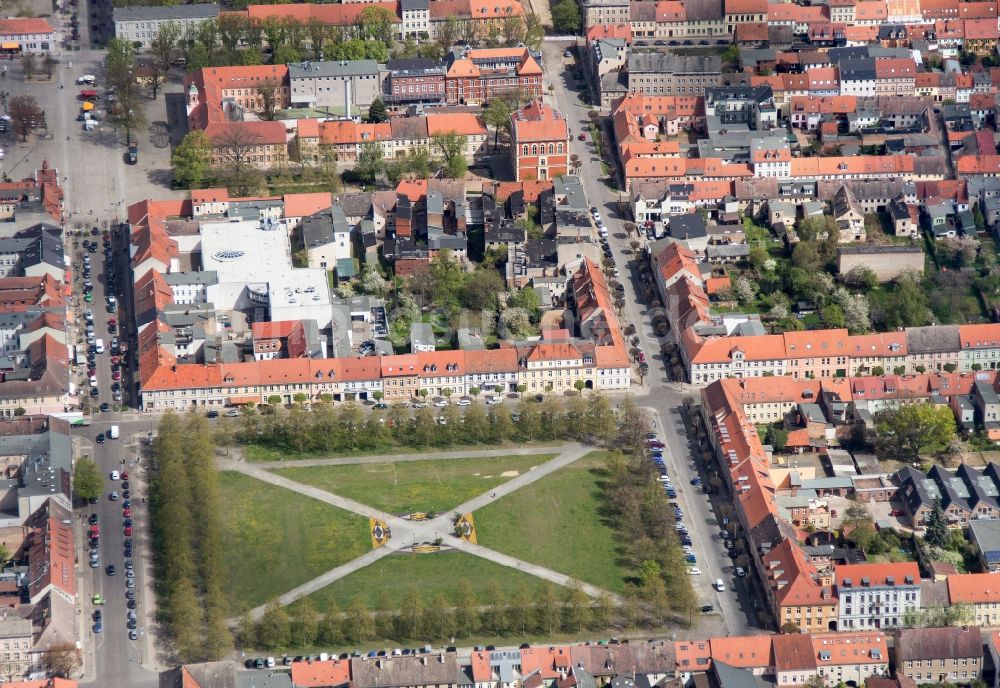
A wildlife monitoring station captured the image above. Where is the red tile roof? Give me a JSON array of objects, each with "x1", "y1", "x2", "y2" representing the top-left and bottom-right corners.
[
  {"x1": 0, "y1": 17, "x2": 53, "y2": 34},
  {"x1": 947, "y1": 572, "x2": 1000, "y2": 603},
  {"x1": 512, "y1": 99, "x2": 568, "y2": 143},
  {"x1": 291, "y1": 659, "x2": 352, "y2": 688}
]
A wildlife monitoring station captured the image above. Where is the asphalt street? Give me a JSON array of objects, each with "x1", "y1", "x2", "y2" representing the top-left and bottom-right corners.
[{"x1": 540, "y1": 40, "x2": 757, "y2": 637}]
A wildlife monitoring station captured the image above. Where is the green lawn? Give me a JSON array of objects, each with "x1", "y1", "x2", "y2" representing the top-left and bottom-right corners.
[
  {"x1": 272, "y1": 454, "x2": 555, "y2": 515},
  {"x1": 219, "y1": 471, "x2": 372, "y2": 614},
  {"x1": 300, "y1": 550, "x2": 557, "y2": 611},
  {"x1": 475, "y1": 451, "x2": 627, "y2": 592},
  {"x1": 243, "y1": 440, "x2": 560, "y2": 462}
]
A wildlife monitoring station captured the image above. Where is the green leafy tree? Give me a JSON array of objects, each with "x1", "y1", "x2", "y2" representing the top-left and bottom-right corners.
[
  {"x1": 344, "y1": 596, "x2": 375, "y2": 642},
  {"x1": 149, "y1": 21, "x2": 181, "y2": 99},
  {"x1": 432, "y1": 131, "x2": 468, "y2": 177},
  {"x1": 356, "y1": 5, "x2": 395, "y2": 45},
  {"x1": 355, "y1": 141, "x2": 385, "y2": 184},
  {"x1": 551, "y1": 0, "x2": 581, "y2": 33},
  {"x1": 367, "y1": 97, "x2": 388, "y2": 123},
  {"x1": 766, "y1": 426, "x2": 788, "y2": 452},
  {"x1": 875, "y1": 402, "x2": 957, "y2": 460},
  {"x1": 483, "y1": 97, "x2": 514, "y2": 151},
  {"x1": 73, "y1": 457, "x2": 103, "y2": 502},
  {"x1": 879, "y1": 272, "x2": 930, "y2": 329},
  {"x1": 171, "y1": 131, "x2": 212, "y2": 189}
]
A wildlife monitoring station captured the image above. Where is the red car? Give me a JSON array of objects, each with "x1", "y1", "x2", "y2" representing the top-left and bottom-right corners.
[
  {"x1": 638, "y1": 352, "x2": 646, "y2": 364},
  {"x1": 890, "y1": 509, "x2": 903, "y2": 517},
  {"x1": 647, "y1": 440, "x2": 665, "y2": 449},
  {"x1": 112, "y1": 371, "x2": 121, "y2": 380},
  {"x1": 123, "y1": 526, "x2": 132, "y2": 536},
  {"x1": 122, "y1": 507, "x2": 131, "y2": 517},
  {"x1": 122, "y1": 471, "x2": 129, "y2": 480},
  {"x1": 577, "y1": 133, "x2": 586, "y2": 141}
]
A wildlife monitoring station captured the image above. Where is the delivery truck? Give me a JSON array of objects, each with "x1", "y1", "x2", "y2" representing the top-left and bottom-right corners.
[{"x1": 109, "y1": 425, "x2": 119, "y2": 440}]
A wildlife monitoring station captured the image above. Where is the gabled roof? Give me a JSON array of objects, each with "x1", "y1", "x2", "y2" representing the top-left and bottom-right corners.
[
  {"x1": 290, "y1": 658, "x2": 351, "y2": 688},
  {"x1": 947, "y1": 572, "x2": 1000, "y2": 604},
  {"x1": 512, "y1": 99, "x2": 568, "y2": 143}
]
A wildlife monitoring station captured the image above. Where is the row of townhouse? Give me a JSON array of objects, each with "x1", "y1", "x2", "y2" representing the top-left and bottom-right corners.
[
  {"x1": 236, "y1": 0, "x2": 526, "y2": 42},
  {"x1": 677, "y1": 625, "x2": 991, "y2": 688},
  {"x1": 136, "y1": 276, "x2": 632, "y2": 410},
  {"x1": 610, "y1": 93, "x2": 945, "y2": 186},
  {"x1": 675, "y1": 630, "x2": 890, "y2": 686},
  {"x1": 170, "y1": 641, "x2": 676, "y2": 688},
  {"x1": 582, "y1": 0, "x2": 998, "y2": 41},
  {"x1": 649, "y1": 240, "x2": 1000, "y2": 384},
  {"x1": 296, "y1": 112, "x2": 490, "y2": 165}
]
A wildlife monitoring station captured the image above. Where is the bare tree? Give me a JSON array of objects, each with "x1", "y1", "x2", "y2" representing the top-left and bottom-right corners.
[
  {"x1": 44, "y1": 644, "x2": 80, "y2": 678},
  {"x1": 149, "y1": 21, "x2": 181, "y2": 100},
  {"x1": 42, "y1": 54, "x2": 55, "y2": 79},
  {"x1": 20, "y1": 53, "x2": 34, "y2": 81},
  {"x1": 9, "y1": 95, "x2": 41, "y2": 142},
  {"x1": 212, "y1": 127, "x2": 265, "y2": 196},
  {"x1": 255, "y1": 79, "x2": 279, "y2": 120}
]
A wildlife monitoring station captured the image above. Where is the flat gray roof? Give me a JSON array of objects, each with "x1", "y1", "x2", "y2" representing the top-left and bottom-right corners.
[
  {"x1": 289, "y1": 60, "x2": 381, "y2": 79},
  {"x1": 114, "y1": 3, "x2": 218, "y2": 22}
]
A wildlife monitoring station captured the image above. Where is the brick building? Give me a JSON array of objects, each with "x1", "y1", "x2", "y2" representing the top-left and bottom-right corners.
[
  {"x1": 444, "y1": 47, "x2": 543, "y2": 105},
  {"x1": 385, "y1": 58, "x2": 446, "y2": 104},
  {"x1": 510, "y1": 100, "x2": 570, "y2": 182}
]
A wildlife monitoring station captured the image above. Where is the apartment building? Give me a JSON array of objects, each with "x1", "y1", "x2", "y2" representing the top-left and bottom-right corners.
[
  {"x1": 895, "y1": 627, "x2": 982, "y2": 685},
  {"x1": 834, "y1": 562, "x2": 921, "y2": 631},
  {"x1": 113, "y1": 4, "x2": 218, "y2": 48},
  {"x1": 444, "y1": 47, "x2": 543, "y2": 106},
  {"x1": 400, "y1": 0, "x2": 430, "y2": 36},
  {"x1": 386, "y1": 58, "x2": 446, "y2": 103},
  {"x1": 204, "y1": 121, "x2": 289, "y2": 170},
  {"x1": 626, "y1": 52, "x2": 722, "y2": 96},
  {"x1": 947, "y1": 573, "x2": 1000, "y2": 627}
]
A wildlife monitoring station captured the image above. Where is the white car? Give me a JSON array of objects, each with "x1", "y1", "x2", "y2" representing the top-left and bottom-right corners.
[
  {"x1": 486, "y1": 396, "x2": 503, "y2": 405},
  {"x1": 434, "y1": 399, "x2": 449, "y2": 407},
  {"x1": 456, "y1": 398, "x2": 471, "y2": 406},
  {"x1": 110, "y1": 470, "x2": 119, "y2": 481},
  {"x1": 735, "y1": 567, "x2": 746, "y2": 577},
  {"x1": 226, "y1": 408, "x2": 241, "y2": 417},
  {"x1": 687, "y1": 567, "x2": 701, "y2": 575}
]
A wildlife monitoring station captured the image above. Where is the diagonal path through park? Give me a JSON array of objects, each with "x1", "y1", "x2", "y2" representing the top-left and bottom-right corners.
[{"x1": 219, "y1": 443, "x2": 621, "y2": 620}]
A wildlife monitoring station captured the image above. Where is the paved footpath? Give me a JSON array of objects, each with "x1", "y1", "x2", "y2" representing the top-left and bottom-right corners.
[{"x1": 232, "y1": 443, "x2": 619, "y2": 620}]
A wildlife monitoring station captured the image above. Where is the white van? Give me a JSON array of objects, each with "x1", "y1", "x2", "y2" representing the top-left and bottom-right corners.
[
  {"x1": 714, "y1": 578, "x2": 725, "y2": 592},
  {"x1": 76, "y1": 75, "x2": 96, "y2": 85},
  {"x1": 95, "y1": 339, "x2": 105, "y2": 354},
  {"x1": 109, "y1": 425, "x2": 119, "y2": 440}
]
